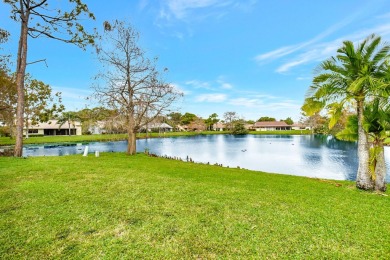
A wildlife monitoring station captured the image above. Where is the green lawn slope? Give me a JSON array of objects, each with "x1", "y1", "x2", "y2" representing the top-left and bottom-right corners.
[{"x1": 0, "y1": 153, "x2": 388, "y2": 258}]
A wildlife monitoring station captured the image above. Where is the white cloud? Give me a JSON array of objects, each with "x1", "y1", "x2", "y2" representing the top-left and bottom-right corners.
[
  {"x1": 171, "y1": 83, "x2": 192, "y2": 95},
  {"x1": 220, "y1": 83, "x2": 233, "y2": 89},
  {"x1": 229, "y1": 97, "x2": 262, "y2": 107},
  {"x1": 255, "y1": 7, "x2": 390, "y2": 73},
  {"x1": 255, "y1": 14, "x2": 355, "y2": 63},
  {"x1": 195, "y1": 93, "x2": 227, "y2": 102},
  {"x1": 51, "y1": 86, "x2": 95, "y2": 111},
  {"x1": 185, "y1": 80, "x2": 213, "y2": 90},
  {"x1": 275, "y1": 23, "x2": 390, "y2": 73},
  {"x1": 255, "y1": 45, "x2": 299, "y2": 62},
  {"x1": 217, "y1": 77, "x2": 233, "y2": 89},
  {"x1": 296, "y1": 77, "x2": 311, "y2": 81},
  {"x1": 186, "y1": 78, "x2": 235, "y2": 91},
  {"x1": 158, "y1": 0, "x2": 257, "y2": 22},
  {"x1": 52, "y1": 86, "x2": 92, "y2": 100},
  {"x1": 166, "y1": 0, "x2": 220, "y2": 19},
  {"x1": 276, "y1": 57, "x2": 311, "y2": 74},
  {"x1": 228, "y1": 96, "x2": 299, "y2": 111}
]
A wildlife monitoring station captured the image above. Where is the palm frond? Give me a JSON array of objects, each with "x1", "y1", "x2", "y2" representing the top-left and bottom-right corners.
[
  {"x1": 301, "y1": 97, "x2": 325, "y2": 116},
  {"x1": 362, "y1": 34, "x2": 381, "y2": 61},
  {"x1": 327, "y1": 102, "x2": 344, "y2": 129}
]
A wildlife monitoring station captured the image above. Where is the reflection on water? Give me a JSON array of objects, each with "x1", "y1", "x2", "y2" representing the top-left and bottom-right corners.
[{"x1": 19, "y1": 134, "x2": 390, "y2": 181}]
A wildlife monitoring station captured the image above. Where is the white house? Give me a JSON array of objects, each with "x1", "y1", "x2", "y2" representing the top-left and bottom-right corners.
[
  {"x1": 143, "y1": 122, "x2": 173, "y2": 132},
  {"x1": 24, "y1": 120, "x2": 82, "y2": 136},
  {"x1": 212, "y1": 122, "x2": 225, "y2": 131},
  {"x1": 253, "y1": 121, "x2": 292, "y2": 131},
  {"x1": 291, "y1": 123, "x2": 311, "y2": 130}
]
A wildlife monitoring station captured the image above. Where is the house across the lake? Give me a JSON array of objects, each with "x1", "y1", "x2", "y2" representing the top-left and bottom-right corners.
[
  {"x1": 253, "y1": 121, "x2": 292, "y2": 131},
  {"x1": 212, "y1": 122, "x2": 225, "y2": 131},
  {"x1": 143, "y1": 123, "x2": 173, "y2": 132},
  {"x1": 24, "y1": 120, "x2": 82, "y2": 136}
]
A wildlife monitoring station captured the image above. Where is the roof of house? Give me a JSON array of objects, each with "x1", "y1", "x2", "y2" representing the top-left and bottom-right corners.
[
  {"x1": 145, "y1": 123, "x2": 173, "y2": 129},
  {"x1": 254, "y1": 121, "x2": 290, "y2": 127},
  {"x1": 213, "y1": 122, "x2": 225, "y2": 128},
  {"x1": 28, "y1": 120, "x2": 81, "y2": 130}
]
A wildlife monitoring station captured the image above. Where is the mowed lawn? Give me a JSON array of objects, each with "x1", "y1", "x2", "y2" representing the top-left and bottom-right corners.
[{"x1": 0, "y1": 153, "x2": 389, "y2": 259}]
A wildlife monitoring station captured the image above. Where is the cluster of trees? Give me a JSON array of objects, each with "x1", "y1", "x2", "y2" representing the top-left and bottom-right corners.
[
  {"x1": 2, "y1": 0, "x2": 96, "y2": 156},
  {"x1": 0, "y1": 70, "x2": 63, "y2": 138},
  {"x1": 166, "y1": 112, "x2": 295, "y2": 129},
  {"x1": 166, "y1": 111, "x2": 296, "y2": 135},
  {"x1": 302, "y1": 34, "x2": 390, "y2": 191},
  {"x1": 2, "y1": 1, "x2": 181, "y2": 156}
]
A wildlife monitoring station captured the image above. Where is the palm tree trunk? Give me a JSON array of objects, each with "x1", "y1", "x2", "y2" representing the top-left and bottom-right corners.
[
  {"x1": 374, "y1": 141, "x2": 386, "y2": 192},
  {"x1": 356, "y1": 100, "x2": 374, "y2": 190}
]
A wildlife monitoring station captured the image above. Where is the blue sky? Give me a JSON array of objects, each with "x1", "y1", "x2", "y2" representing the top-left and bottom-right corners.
[{"x1": 2, "y1": 0, "x2": 390, "y2": 122}]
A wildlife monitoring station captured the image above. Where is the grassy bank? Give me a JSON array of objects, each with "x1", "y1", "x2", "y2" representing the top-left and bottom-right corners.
[
  {"x1": 0, "y1": 130, "x2": 311, "y2": 146},
  {"x1": 1, "y1": 153, "x2": 389, "y2": 258}
]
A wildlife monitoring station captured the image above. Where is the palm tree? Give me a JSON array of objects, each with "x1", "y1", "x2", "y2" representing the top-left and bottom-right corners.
[
  {"x1": 302, "y1": 34, "x2": 390, "y2": 190},
  {"x1": 57, "y1": 111, "x2": 79, "y2": 136},
  {"x1": 337, "y1": 99, "x2": 390, "y2": 191}
]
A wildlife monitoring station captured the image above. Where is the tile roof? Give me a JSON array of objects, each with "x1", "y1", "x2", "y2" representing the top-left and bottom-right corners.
[
  {"x1": 28, "y1": 120, "x2": 81, "y2": 129},
  {"x1": 254, "y1": 121, "x2": 290, "y2": 127}
]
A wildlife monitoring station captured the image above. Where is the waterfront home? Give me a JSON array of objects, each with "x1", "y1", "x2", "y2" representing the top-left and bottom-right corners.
[
  {"x1": 253, "y1": 121, "x2": 292, "y2": 131},
  {"x1": 24, "y1": 120, "x2": 82, "y2": 136},
  {"x1": 213, "y1": 122, "x2": 225, "y2": 131}
]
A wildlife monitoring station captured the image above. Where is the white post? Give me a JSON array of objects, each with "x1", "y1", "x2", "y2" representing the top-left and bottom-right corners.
[
  {"x1": 95, "y1": 151, "x2": 99, "y2": 157},
  {"x1": 83, "y1": 146, "x2": 89, "y2": 156}
]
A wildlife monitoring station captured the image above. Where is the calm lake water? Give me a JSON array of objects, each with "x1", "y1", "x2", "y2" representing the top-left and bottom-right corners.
[{"x1": 20, "y1": 134, "x2": 390, "y2": 181}]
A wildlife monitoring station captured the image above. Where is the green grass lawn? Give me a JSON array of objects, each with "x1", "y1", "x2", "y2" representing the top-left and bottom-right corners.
[
  {"x1": 0, "y1": 153, "x2": 389, "y2": 258},
  {"x1": 0, "y1": 130, "x2": 311, "y2": 147}
]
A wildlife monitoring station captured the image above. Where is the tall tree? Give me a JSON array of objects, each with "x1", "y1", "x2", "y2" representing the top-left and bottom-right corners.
[
  {"x1": 0, "y1": 28, "x2": 10, "y2": 69},
  {"x1": 283, "y1": 117, "x2": 294, "y2": 125},
  {"x1": 223, "y1": 111, "x2": 238, "y2": 131},
  {"x1": 93, "y1": 20, "x2": 182, "y2": 155},
  {"x1": 57, "y1": 111, "x2": 79, "y2": 136},
  {"x1": 205, "y1": 113, "x2": 219, "y2": 130},
  {"x1": 302, "y1": 34, "x2": 390, "y2": 190},
  {"x1": 5, "y1": 0, "x2": 96, "y2": 157},
  {"x1": 24, "y1": 75, "x2": 63, "y2": 138},
  {"x1": 232, "y1": 120, "x2": 248, "y2": 135},
  {"x1": 0, "y1": 70, "x2": 16, "y2": 137},
  {"x1": 257, "y1": 116, "x2": 276, "y2": 122},
  {"x1": 336, "y1": 99, "x2": 390, "y2": 191},
  {"x1": 180, "y1": 112, "x2": 197, "y2": 125},
  {"x1": 166, "y1": 112, "x2": 182, "y2": 131}
]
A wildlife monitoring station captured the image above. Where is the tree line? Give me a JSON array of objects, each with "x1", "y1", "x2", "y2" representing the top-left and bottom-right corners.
[{"x1": 1, "y1": 2, "x2": 180, "y2": 156}]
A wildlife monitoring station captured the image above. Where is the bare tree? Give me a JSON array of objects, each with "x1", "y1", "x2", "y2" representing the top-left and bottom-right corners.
[
  {"x1": 5, "y1": 0, "x2": 96, "y2": 157},
  {"x1": 223, "y1": 111, "x2": 238, "y2": 131},
  {"x1": 93, "y1": 20, "x2": 182, "y2": 155}
]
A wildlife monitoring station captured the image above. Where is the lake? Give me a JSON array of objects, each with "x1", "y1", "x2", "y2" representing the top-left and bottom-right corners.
[{"x1": 20, "y1": 134, "x2": 390, "y2": 181}]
